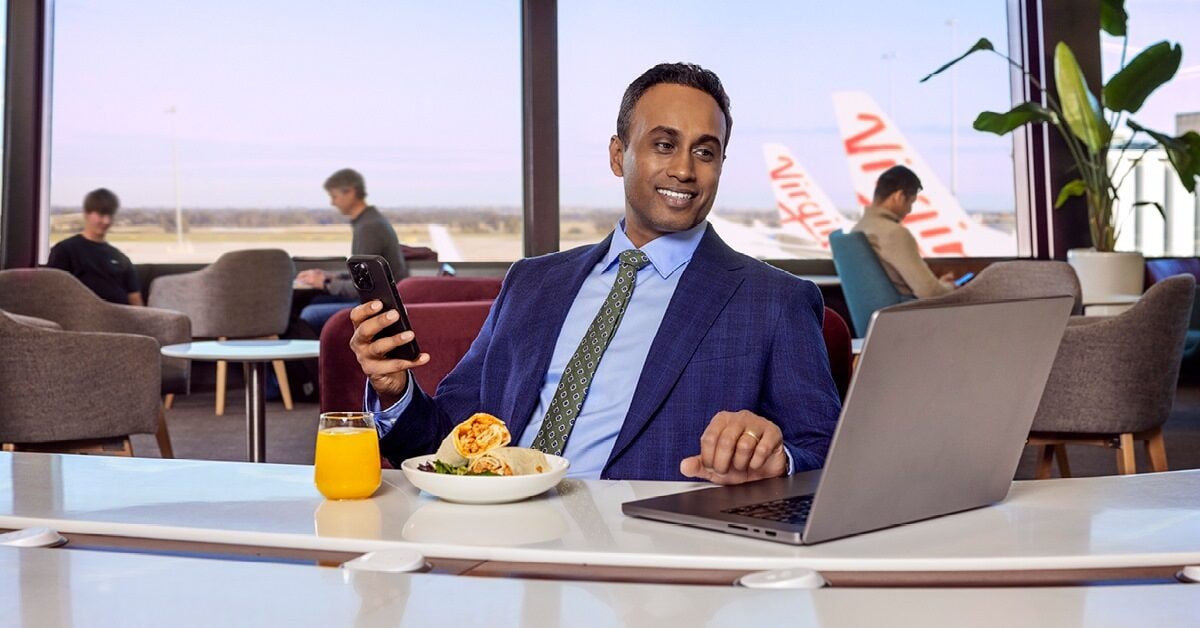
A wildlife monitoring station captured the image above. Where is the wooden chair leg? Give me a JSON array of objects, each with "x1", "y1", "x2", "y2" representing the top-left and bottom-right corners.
[
  {"x1": 267, "y1": 335, "x2": 294, "y2": 411},
  {"x1": 272, "y1": 360, "x2": 294, "y2": 410},
  {"x1": 1053, "y1": 445, "x2": 1072, "y2": 478},
  {"x1": 156, "y1": 406, "x2": 175, "y2": 459},
  {"x1": 216, "y1": 336, "x2": 228, "y2": 416},
  {"x1": 163, "y1": 393, "x2": 175, "y2": 410},
  {"x1": 1116, "y1": 433, "x2": 1137, "y2": 474},
  {"x1": 120, "y1": 437, "x2": 134, "y2": 457},
  {"x1": 1144, "y1": 427, "x2": 1169, "y2": 473},
  {"x1": 1034, "y1": 445, "x2": 1055, "y2": 479}
]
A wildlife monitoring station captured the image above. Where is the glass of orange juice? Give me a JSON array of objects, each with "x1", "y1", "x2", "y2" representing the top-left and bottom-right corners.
[{"x1": 314, "y1": 412, "x2": 381, "y2": 500}]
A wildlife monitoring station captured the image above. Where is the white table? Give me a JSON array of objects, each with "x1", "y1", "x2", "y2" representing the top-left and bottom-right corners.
[
  {"x1": 1, "y1": 453, "x2": 1199, "y2": 581},
  {"x1": 161, "y1": 340, "x2": 319, "y2": 462},
  {"x1": 3, "y1": 547, "x2": 1199, "y2": 627}
]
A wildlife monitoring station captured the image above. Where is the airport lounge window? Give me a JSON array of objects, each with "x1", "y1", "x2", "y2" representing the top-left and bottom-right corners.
[
  {"x1": 558, "y1": 1, "x2": 1018, "y2": 259},
  {"x1": 48, "y1": 1, "x2": 522, "y2": 264},
  {"x1": 0, "y1": 2, "x2": 6, "y2": 235},
  {"x1": 1101, "y1": 0, "x2": 1199, "y2": 257}
]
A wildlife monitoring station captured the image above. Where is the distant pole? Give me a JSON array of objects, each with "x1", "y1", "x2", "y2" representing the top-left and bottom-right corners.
[
  {"x1": 167, "y1": 106, "x2": 183, "y2": 248},
  {"x1": 947, "y1": 18, "x2": 959, "y2": 196},
  {"x1": 881, "y1": 51, "x2": 896, "y2": 115}
]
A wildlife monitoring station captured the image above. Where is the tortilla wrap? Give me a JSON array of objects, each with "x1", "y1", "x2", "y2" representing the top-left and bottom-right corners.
[
  {"x1": 435, "y1": 413, "x2": 511, "y2": 467},
  {"x1": 467, "y1": 447, "x2": 549, "y2": 476}
]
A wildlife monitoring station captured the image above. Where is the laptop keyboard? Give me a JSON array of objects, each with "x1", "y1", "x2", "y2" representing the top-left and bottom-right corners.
[{"x1": 722, "y1": 494, "x2": 814, "y2": 525}]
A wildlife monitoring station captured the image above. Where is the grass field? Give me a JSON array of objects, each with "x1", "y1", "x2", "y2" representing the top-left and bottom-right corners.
[
  {"x1": 47, "y1": 215, "x2": 626, "y2": 263},
  {"x1": 51, "y1": 225, "x2": 539, "y2": 263}
]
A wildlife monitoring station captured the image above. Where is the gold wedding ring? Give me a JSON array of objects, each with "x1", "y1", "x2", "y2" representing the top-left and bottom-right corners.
[{"x1": 742, "y1": 429, "x2": 761, "y2": 443}]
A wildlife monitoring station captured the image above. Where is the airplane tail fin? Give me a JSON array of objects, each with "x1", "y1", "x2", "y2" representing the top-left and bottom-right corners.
[
  {"x1": 763, "y1": 143, "x2": 849, "y2": 249},
  {"x1": 830, "y1": 91, "x2": 1014, "y2": 256}
]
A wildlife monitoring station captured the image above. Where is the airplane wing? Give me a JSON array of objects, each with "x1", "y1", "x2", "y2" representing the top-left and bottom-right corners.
[
  {"x1": 763, "y1": 143, "x2": 850, "y2": 250},
  {"x1": 831, "y1": 91, "x2": 1014, "y2": 257}
]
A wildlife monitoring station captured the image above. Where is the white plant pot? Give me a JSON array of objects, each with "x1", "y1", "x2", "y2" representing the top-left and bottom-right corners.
[{"x1": 1067, "y1": 248, "x2": 1145, "y2": 304}]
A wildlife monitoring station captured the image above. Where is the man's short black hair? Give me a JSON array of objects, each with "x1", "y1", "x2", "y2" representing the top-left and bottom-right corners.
[
  {"x1": 324, "y1": 168, "x2": 367, "y2": 200},
  {"x1": 83, "y1": 188, "x2": 119, "y2": 215},
  {"x1": 616, "y1": 62, "x2": 732, "y2": 151},
  {"x1": 873, "y1": 165, "x2": 923, "y2": 203}
]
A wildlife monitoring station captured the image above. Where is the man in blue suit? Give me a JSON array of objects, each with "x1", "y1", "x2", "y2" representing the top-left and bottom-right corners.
[{"x1": 350, "y1": 63, "x2": 841, "y2": 483}]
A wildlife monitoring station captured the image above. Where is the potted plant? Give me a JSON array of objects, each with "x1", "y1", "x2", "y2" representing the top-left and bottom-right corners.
[{"x1": 922, "y1": 0, "x2": 1200, "y2": 303}]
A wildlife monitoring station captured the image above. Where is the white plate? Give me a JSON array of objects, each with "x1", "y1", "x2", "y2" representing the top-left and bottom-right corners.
[{"x1": 400, "y1": 453, "x2": 569, "y2": 504}]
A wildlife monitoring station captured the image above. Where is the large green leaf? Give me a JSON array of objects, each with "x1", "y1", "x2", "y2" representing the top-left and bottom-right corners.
[
  {"x1": 920, "y1": 38, "x2": 994, "y2": 83},
  {"x1": 1100, "y1": 0, "x2": 1127, "y2": 36},
  {"x1": 1104, "y1": 42, "x2": 1181, "y2": 113},
  {"x1": 1054, "y1": 179, "x2": 1088, "y2": 209},
  {"x1": 1129, "y1": 121, "x2": 1200, "y2": 193},
  {"x1": 1054, "y1": 43, "x2": 1111, "y2": 154},
  {"x1": 973, "y1": 102, "x2": 1058, "y2": 135}
]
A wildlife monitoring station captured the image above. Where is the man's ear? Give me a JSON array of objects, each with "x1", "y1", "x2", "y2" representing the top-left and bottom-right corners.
[{"x1": 609, "y1": 135, "x2": 625, "y2": 177}]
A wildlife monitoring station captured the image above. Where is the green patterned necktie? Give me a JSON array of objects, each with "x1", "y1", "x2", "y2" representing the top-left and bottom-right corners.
[{"x1": 531, "y1": 249, "x2": 651, "y2": 456}]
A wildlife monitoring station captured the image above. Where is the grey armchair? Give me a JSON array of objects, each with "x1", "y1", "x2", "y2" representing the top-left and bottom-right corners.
[
  {"x1": 148, "y1": 249, "x2": 295, "y2": 415},
  {"x1": 889, "y1": 260, "x2": 1083, "y2": 315},
  {"x1": 1029, "y1": 274, "x2": 1194, "y2": 478},
  {"x1": 0, "y1": 310, "x2": 162, "y2": 455},
  {"x1": 0, "y1": 268, "x2": 189, "y2": 457}
]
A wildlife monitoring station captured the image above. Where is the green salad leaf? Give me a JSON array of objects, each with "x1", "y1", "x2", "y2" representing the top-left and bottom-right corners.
[{"x1": 418, "y1": 459, "x2": 499, "y2": 476}]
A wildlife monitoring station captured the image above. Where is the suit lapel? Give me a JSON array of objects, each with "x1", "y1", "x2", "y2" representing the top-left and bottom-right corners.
[
  {"x1": 501, "y1": 235, "x2": 612, "y2": 438},
  {"x1": 607, "y1": 227, "x2": 745, "y2": 466}
]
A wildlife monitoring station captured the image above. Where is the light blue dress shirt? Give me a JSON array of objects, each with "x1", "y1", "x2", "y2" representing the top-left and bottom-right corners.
[{"x1": 514, "y1": 221, "x2": 704, "y2": 477}]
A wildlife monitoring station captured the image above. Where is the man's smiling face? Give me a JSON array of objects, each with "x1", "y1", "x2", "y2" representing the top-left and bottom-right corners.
[{"x1": 609, "y1": 83, "x2": 727, "y2": 247}]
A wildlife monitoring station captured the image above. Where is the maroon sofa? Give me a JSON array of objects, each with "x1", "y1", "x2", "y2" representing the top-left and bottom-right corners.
[
  {"x1": 321, "y1": 280, "x2": 855, "y2": 414},
  {"x1": 319, "y1": 277, "x2": 503, "y2": 413}
]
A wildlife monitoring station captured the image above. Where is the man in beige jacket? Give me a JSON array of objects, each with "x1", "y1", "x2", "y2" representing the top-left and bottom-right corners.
[{"x1": 851, "y1": 165, "x2": 956, "y2": 298}]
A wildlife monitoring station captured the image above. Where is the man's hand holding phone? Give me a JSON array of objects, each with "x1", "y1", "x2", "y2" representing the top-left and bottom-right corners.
[{"x1": 349, "y1": 300, "x2": 430, "y2": 408}]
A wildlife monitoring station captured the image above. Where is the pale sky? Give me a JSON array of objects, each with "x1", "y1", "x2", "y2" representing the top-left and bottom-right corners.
[{"x1": 48, "y1": 0, "x2": 1197, "y2": 213}]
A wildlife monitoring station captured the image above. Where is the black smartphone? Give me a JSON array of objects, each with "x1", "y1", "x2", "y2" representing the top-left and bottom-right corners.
[{"x1": 346, "y1": 255, "x2": 421, "y2": 361}]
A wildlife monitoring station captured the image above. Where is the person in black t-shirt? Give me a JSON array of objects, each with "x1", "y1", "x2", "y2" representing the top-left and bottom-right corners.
[{"x1": 46, "y1": 188, "x2": 143, "y2": 305}]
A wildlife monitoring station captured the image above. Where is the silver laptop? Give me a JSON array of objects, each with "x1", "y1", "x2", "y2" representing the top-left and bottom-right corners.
[{"x1": 623, "y1": 296, "x2": 1073, "y2": 545}]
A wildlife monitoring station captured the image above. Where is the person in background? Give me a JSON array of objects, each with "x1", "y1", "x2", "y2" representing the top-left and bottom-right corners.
[
  {"x1": 348, "y1": 62, "x2": 841, "y2": 483},
  {"x1": 295, "y1": 168, "x2": 408, "y2": 333},
  {"x1": 851, "y1": 165, "x2": 957, "y2": 298},
  {"x1": 46, "y1": 188, "x2": 143, "y2": 305}
]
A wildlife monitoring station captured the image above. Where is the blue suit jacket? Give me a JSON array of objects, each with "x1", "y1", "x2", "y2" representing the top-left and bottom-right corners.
[{"x1": 380, "y1": 226, "x2": 842, "y2": 480}]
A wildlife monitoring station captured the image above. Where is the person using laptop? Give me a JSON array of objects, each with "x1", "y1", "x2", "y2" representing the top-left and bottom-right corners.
[
  {"x1": 851, "y1": 165, "x2": 959, "y2": 298},
  {"x1": 348, "y1": 62, "x2": 841, "y2": 483},
  {"x1": 294, "y1": 168, "x2": 409, "y2": 334}
]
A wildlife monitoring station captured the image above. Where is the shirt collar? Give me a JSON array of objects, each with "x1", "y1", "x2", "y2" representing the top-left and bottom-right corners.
[
  {"x1": 602, "y1": 219, "x2": 707, "y2": 279},
  {"x1": 350, "y1": 205, "x2": 377, "y2": 225},
  {"x1": 866, "y1": 204, "x2": 902, "y2": 224}
]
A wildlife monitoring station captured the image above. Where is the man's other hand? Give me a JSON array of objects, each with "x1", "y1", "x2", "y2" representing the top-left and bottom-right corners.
[
  {"x1": 296, "y1": 269, "x2": 329, "y2": 289},
  {"x1": 680, "y1": 410, "x2": 787, "y2": 485},
  {"x1": 349, "y1": 300, "x2": 430, "y2": 407}
]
